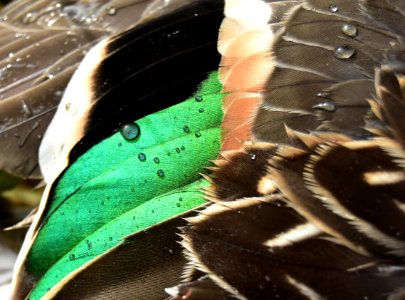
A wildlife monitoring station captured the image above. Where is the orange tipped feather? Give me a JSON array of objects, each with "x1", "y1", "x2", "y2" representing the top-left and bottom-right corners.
[
  {"x1": 221, "y1": 93, "x2": 260, "y2": 151},
  {"x1": 218, "y1": 0, "x2": 275, "y2": 151}
]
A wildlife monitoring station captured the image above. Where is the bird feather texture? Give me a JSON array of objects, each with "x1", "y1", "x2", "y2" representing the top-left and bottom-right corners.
[
  {"x1": 170, "y1": 0, "x2": 405, "y2": 299},
  {"x1": 10, "y1": 1, "x2": 225, "y2": 299}
]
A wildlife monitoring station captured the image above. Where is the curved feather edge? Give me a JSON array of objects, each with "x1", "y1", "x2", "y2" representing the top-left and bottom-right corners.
[
  {"x1": 12, "y1": 1, "x2": 225, "y2": 298},
  {"x1": 172, "y1": 62, "x2": 405, "y2": 299},
  {"x1": 218, "y1": 0, "x2": 276, "y2": 151}
]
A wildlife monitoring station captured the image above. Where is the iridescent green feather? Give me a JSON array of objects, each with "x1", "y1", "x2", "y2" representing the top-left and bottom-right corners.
[{"x1": 26, "y1": 71, "x2": 223, "y2": 299}]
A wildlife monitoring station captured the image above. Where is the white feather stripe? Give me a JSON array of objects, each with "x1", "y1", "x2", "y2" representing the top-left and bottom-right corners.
[
  {"x1": 264, "y1": 222, "x2": 321, "y2": 249},
  {"x1": 38, "y1": 38, "x2": 107, "y2": 184},
  {"x1": 224, "y1": 0, "x2": 272, "y2": 31}
]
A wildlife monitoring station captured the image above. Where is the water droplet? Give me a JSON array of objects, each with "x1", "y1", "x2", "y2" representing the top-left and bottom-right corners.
[
  {"x1": 329, "y1": 4, "x2": 339, "y2": 13},
  {"x1": 21, "y1": 11, "x2": 38, "y2": 24},
  {"x1": 176, "y1": 203, "x2": 181, "y2": 207},
  {"x1": 22, "y1": 101, "x2": 33, "y2": 116},
  {"x1": 313, "y1": 101, "x2": 336, "y2": 112},
  {"x1": 176, "y1": 148, "x2": 181, "y2": 153},
  {"x1": 157, "y1": 169, "x2": 165, "y2": 177},
  {"x1": 106, "y1": 6, "x2": 116, "y2": 15},
  {"x1": 65, "y1": 102, "x2": 77, "y2": 115},
  {"x1": 195, "y1": 131, "x2": 201, "y2": 138},
  {"x1": 341, "y1": 24, "x2": 357, "y2": 37},
  {"x1": 198, "y1": 108, "x2": 204, "y2": 113},
  {"x1": 250, "y1": 154, "x2": 256, "y2": 160},
  {"x1": 154, "y1": 157, "x2": 160, "y2": 163},
  {"x1": 117, "y1": 142, "x2": 122, "y2": 147},
  {"x1": 317, "y1": 91, "x2": 332, "y2": 98},
  {"x1": 120, "y1": 123, "x2": 140, "y2": 140},
  {"x1": 181, "y1": 146, "x2": 185, "y2": 150},
  {"x1": 195, "y1": 95, "x2": 203, "y2": 102},
  {"x1": 334, "y1": 45, "x2": 355, "y2": 59},
  {"x1": 183, "y1": 125, "x2": 190, "y2": 133},
  {"x1": 138, "y1": 153, "x2": 146, "y2": 161},
  {"x1": 179, "y1": 197, "x2": 183, "y2": 202},
  {"x1": 69, "y1": 254, "x2": 75, "y2": 261},
  {"x1": 109, "y1": 237, "x2": 113, "y2": 241}
]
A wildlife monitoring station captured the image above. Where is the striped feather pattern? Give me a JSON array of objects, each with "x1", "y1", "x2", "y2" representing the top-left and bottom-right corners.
[{"x1": 172, "y1": 0, "x2": 405, "y2": 299}]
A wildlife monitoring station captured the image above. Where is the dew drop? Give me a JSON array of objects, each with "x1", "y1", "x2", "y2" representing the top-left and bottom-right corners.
[
  {"x1": 106, "y1": 6, "x2": 116, "y2": 15},
  {"x1": 329, "y1": 4, "x2": 339, "y2": 13},
  {"x1": 316, "y1": 91, "x2": 332, "y2": 98},
  {"x1": 154, "y1": 157, "x2": 160, "y2": 163},
  {"x1": 195, "y1": 131, "x2": 201, "y2": 138},
  {"x1": 341, "y1": 24, "x2": 357, "y2": 37},
  {"x1": 69, "y1": 254, "x2": 75, "y2": 261},
  {"x1": 157, "y1": 169, "x2": 165, "y2": 177},
  {"x1": 313, "y1": 101, "x2": 337, "y2": 112},
  {"x1": 195, "y1": 95, "x2": 203, "y2": 102},
  {"x1": 120, "y1": 123, "x2": 140, "y2": 140},
  {"x1": 65, "y1": 102, "x2": 77, "y2": 116},
  {"x1": 181, "y1": 146, "x2": 185, "y2": 150},
  {"x1": 176, "y1": 147, "x2": 181, "y2": 153},
  {"x1": 109, "y1": 237, "x2": 113, "y2": 241},
  {"x1": 198, "y1": 108, "x2": 204, "y2": 113},
  {"x1": 138, "y1": 153, "x2": 146, "y2": 161},
  {"x1": 21, "y1": 11, "x2": 38, "y2": 24},
  {"x1": 183, "y1": 125, "x2": 190, "y2": 133},
  {"x1": 334, "y1": 45, "x2": 355, "y2": 59},
  {"x1": 176, "y1": 203, "x2": 181, "y2": 207},
  {"x1": 22, "y1": 101, "x2": 33, "y2": 116}
]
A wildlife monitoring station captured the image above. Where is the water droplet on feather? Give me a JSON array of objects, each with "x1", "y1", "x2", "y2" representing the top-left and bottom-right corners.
[
  {"x1": 120, "y1": 123, "x2": 140, "y2": 140},
  {"x1": 329, "y1": 4, "x2": 339, "y2": 13},
  {"x1": 138, "y1": 153, "x2": 146, "y2": 161},
  {"x1": 334, "y1": 45, "x2": 355, "y2": 59},
  {"x1": 341, "y1": 24, "x2": 357, "y2": 37},
  {"x1": 313, "y1": 101, "x2": 337, "y2": 112}
]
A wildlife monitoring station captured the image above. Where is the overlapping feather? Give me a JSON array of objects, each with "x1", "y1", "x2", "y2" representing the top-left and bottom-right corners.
[
  {"x1": 6, "y1": 0, "x2": 405, "y2": 299},
  {"x1": 9, "y1": 1, "x2": 225, "y2": 299},
  {"x1": 170, "y1": 0, "x2": 405, "y2": 299},
  {"x1": 0, "y1": 0, "x2": 194, "y2": 179}
]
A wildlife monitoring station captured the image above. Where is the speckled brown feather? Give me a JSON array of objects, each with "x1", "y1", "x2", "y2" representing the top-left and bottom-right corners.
[{"x1": 173, "y1": 1, "x2": 405, "y2": 299}]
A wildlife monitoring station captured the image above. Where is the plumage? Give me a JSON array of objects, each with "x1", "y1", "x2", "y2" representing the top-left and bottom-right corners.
[
  {"x1": 5, "y1": 0, "x2": 405, "y2": 299},
  {"x1": 33, "y1": 211, "x2": 196, "y2": 299},
  {"x1": 172, "y1": 0, "x2": 405, "y2": 299},
  {"x1": 0, "y1": 0, "x2": 187, "y2": 179},
  {"x1": 9, "y1": 1, "x2": 225, "y2": 299}
]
